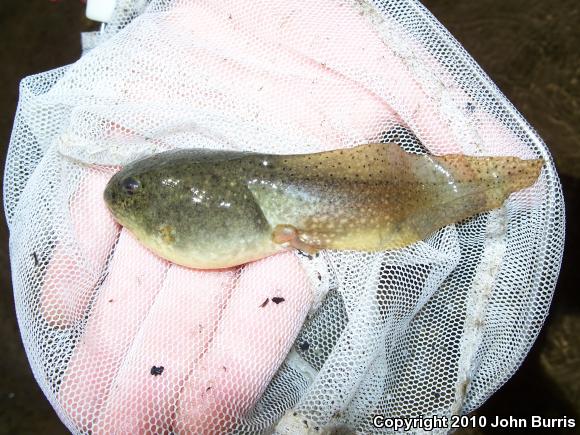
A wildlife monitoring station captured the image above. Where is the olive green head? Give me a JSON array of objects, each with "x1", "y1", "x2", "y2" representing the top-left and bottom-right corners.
[
  {"x1": 104, "y1": 152, "x2": 180, "y2": 232},
  {"x1": 103, "y1": 149, "x2": 278, "y2": 268}
]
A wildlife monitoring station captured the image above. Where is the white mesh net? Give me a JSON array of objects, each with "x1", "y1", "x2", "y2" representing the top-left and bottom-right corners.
[{"x1": 3, "y1": 0, "x2": 564, "y2": 433}]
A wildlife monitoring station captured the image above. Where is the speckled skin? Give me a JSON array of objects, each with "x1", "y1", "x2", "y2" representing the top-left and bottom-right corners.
[{"x1": 104, "y1": 143, "x2": 543, "y2": 269}]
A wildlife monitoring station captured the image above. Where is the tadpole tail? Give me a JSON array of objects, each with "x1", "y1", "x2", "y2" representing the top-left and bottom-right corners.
[
  {"x1": 435, "y1": 154, "x2": 544, "y2": 212},
  {"x1": 502, "y1": 157, "x2": 544, "y2": 193}
]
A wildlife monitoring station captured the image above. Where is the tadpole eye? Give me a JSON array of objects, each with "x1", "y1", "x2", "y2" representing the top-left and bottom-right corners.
[{"x1": 121, "y1": 177, "x2": 141, "y2": 195}]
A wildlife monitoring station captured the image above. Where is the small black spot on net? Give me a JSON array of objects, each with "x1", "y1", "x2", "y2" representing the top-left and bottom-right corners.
[
  {"x1": 150, "y1": 366, "x2": 164, "y2": 376},
  {"x1": 260, "y1": 298, "x2": 269, "y2": 308},
  {"x1": 272, "y1": 297, "x2": 285, "y2": 304}
]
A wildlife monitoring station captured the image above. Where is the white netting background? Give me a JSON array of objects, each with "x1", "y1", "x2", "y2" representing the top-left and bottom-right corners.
[{"x1": 3, "y1": 0, "x2": 564, "y2": 434}]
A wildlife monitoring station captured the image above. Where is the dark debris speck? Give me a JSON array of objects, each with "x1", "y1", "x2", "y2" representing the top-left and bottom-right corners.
[
  {"x1": 150, "y1": 366, "x2": 164, "y2": 376},
  {"x1": 296, "y1": 250, "x2": 313, "y2": 260}
]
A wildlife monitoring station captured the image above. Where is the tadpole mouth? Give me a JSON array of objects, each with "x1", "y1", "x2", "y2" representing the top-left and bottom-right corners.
[
  {"x1": 103, "y1": 172, "x2": 122, "y2": 214},
  {"x1": 103, "y1": 170, "x2": 144, "y2": 230}
]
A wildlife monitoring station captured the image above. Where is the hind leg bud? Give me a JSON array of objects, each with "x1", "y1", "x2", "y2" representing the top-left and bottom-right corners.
[{"x1": 272, "y1": 224, "x2": 321, "y2": 255}]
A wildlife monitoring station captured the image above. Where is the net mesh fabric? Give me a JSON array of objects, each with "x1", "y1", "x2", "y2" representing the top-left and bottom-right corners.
[{"x1": 3, "y1": 0, "x2": 564, "y2": 433}]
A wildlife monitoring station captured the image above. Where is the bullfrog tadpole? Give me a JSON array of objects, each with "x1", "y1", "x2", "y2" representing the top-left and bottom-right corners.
[{"x1": 104, "y1": 143, "x2": 543, "y2": 269}]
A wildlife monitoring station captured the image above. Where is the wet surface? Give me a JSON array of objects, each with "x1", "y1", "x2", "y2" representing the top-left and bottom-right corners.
[{"x1": 0, "y1": 0, "x2": 578, "y2": 433}]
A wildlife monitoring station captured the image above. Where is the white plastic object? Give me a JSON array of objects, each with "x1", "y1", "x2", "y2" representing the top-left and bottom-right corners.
[{"x1": 86, "y1": 0, "x2": 117, "y2": 23}]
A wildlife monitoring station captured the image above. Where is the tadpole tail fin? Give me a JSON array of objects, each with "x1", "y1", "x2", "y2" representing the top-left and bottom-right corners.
[
  {"x1": 434, "y1": 153, "x2": 544, "y2": 210},
  {"x1": 501, "y1": 157, "x2": 544, "y2": 192}
]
